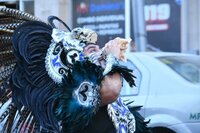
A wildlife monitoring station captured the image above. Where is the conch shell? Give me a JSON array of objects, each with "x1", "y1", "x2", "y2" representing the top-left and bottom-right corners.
[{"x1": 115, "y1": 37, "x2": 131, "y2": 62}]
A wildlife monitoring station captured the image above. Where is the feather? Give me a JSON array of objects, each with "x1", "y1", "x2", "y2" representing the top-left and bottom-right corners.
[
  {"x1": 105, "y1": 64, "x2": 136, "y2": 87},
  {"x1": 2, "y1": 103, "x2": 17, "y2": 133},
  {"x1": 0, "y1": 7, "x2": 59, "y2": 132},
  {"x1": 10, "y1": 20, "x2": 62, "y2": 132},
  {"x1": 0, "y1": 7, "x2": 41, "y2": 22},
  {"x1": 129, "y1": 106, "x2": 152, "y2": 133},
  {"x1": 54, "y1": 59, "x2": 103, "y2": 133},
  {"x1": 0, "y1": 90, "x2": 12, "y2": 109}
]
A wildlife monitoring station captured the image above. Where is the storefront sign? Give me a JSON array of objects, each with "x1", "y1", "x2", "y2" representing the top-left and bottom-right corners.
[
  {"x1": 144, "y1": 0, "x2": 181, "y2": 52},
  {"x1": 73, "y1": 0, "x2": 125, "y2": 47}
]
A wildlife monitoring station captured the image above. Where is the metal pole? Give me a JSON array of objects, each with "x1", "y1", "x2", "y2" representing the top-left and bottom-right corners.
[
  {"x1": 125, "y1": 0, "x2": 131, "y2": 54},
  {"x1": 198, "y1": 0, "x2": 200, "y2": 55},
  {"x1": 181, "y1": 0, "x2": 188, "y2": 53},
  {"x1": 19, "y1": 0, "x2": 24, "y2": 11},
  {"x1": 132, "y1": 0, "x2": 147, "y2": 51}
]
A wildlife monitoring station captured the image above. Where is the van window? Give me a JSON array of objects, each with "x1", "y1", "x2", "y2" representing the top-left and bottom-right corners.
[
  {"x1": 158, "y1": 56, "x2": 200, "y2": 84},
  {"x1": 120, "y1": 59, "x2": 142, "y2": 96}
]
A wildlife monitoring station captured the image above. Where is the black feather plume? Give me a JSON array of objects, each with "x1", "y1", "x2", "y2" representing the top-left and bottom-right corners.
[
  {"x1": 129, "y1": 106, "x2": 152, "y2": 133},
  {"x1": 54, "y1": 59, "x2": 103, "y2": 133},
  {"x1": 105, "y1": 64, "x2": 136, "y2": 87}
]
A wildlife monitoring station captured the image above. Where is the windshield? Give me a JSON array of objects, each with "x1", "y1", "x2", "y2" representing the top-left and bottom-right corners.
[{"x1": 158, "y1": 55, "x2": 200, "y2": 84}]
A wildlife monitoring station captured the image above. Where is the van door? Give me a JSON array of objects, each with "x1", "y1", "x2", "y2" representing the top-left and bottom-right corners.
[{"x1": 121, "y1": 54, "x2": 150, "y2": 116}]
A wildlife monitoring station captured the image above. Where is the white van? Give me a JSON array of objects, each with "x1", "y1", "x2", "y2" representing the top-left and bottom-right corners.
[{"x1": 121, "y1": 52, "x2": 200, "y2": 133}]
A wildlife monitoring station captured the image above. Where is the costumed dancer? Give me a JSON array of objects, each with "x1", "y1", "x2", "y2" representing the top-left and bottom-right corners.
[{"x1": 0, "y1": 7, "x2": 151, "y2": 133}]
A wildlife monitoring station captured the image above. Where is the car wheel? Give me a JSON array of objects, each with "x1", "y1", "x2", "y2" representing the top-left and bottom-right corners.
[{"x1": 151, "y1": 127, "x2": 176, "y2": 133}]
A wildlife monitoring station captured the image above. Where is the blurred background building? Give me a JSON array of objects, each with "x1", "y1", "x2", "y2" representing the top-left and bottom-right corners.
[{"x1": 0, "y1": 0, "x2": 200, "y2": 54}]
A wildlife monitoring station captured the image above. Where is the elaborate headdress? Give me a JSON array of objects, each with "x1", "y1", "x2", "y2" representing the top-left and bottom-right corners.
[{"x1": 0, "y1": 7, "x2": 150, "y2": 133}]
